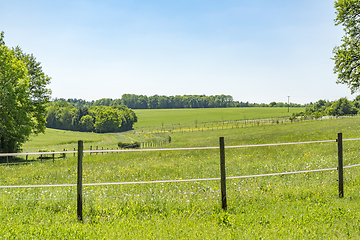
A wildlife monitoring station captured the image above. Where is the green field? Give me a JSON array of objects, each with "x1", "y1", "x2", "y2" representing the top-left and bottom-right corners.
[
  {"x1": 22, "y1": 107, "x2": 304, "y2": 153},
  {"x1": 2, "y1": 109, "x2": 360, "y2": 238},
  {"x1": 133, "y1": 107, "x2": 305, "y2": 128},
  {"x1": 22, "y1": 128, "x2": 131, "y2": 153}
]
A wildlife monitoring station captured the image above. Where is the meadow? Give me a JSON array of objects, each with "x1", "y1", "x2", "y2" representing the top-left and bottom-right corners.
[
  {"x1": 22, "y1": 107, "x2": 304, "y2": 153},
  {"x1": 1, "y1": 109, "x2": 360, "y2": 239},
  {"x1": 133, "y1": 107, "x2": 305, "y2": 128}
]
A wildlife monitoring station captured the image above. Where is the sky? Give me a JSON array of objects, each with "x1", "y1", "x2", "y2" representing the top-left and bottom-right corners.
[{"x1": 0, "y1": 0, "x2": 354, "y2": 104}]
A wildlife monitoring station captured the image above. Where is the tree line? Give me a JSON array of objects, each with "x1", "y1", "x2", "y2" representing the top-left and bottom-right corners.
[
  {"x1": 53, "y1": 94, "x2": 304, "y2": 109},
  {"x1": 46, "y1": 101, "x2": 137, "y2": 133}
]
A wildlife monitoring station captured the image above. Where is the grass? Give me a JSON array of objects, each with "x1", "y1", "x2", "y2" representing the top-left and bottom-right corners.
[
  {"x1": 133, "y1": 107, "x2": 305, "y2": 128},
  {"x1": 2, "y1": 109, "x2": 360, "y2": 238},
  {"x1": 22, "y1": 107, "x2": 305, "y2": 153},
  {"x1": 22, "y1": 128, "x2": 146, "y2": 153}
]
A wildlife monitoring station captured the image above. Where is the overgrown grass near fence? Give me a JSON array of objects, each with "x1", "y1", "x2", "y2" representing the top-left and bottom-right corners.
[
  {"x1": 1, "y1": 144, "x2": 360, "y2": 238},
  {"x1": 1, "y1": 117, "x2": 360, "y2": 238}
]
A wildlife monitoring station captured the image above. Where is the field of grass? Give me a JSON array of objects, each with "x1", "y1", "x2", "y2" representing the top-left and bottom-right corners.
[
  {"x1": 22, "y1": 128, "x2": 167, "y2": 153},
  {"x1": 22, "y1": 107, "x2": 304, "y2": 153},
  {"x1": 133, "y1": 107, "x2": 305, "y2": 128},
  {"x1": 2, "y1": 109, "x2": 360, "y2": 238}
]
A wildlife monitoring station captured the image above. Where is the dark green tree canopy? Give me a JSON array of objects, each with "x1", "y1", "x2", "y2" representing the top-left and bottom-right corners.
[
  {"x1": 45, "y1": 102, "x2": 137, "y2": 133},
  {"x1": 53, "y1": 94, "x2": 304, "y2": 109},
  {"x1": 333, "y1": 0, "x2": 360, "y2": 93}
]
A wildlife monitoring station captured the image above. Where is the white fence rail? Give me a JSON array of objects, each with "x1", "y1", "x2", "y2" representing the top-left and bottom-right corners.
[{"x1": 0, "y1": 133, "x2": 358, "y2": 220}]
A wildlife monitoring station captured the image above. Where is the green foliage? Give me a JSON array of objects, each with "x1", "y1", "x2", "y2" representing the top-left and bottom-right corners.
[
  {"x1": 94, "y1": 109, "x2": 122, "y2": 133},
  {"x1": 269, "y1": 101, "x2": 276, "y2": 107},
  {"x1": 327, "y1": 97, "x2": 358, "y2": 116},
  {"x1": 46, "y1": 102, "x2": 137, "y2": 133},
  {"x1": 0, "y1": 32, "x2": 51, "y2": 153},
  {"x1": 79, "y1": 115, "x2": 94, "y2": 132},
  {"x1": 292, "y1": 98, "x2": 358, "y2": 119},
  {"x1": 333, "y1": 0, "x2": 360, "y2": 93},
  {"x1": 117, "y1": 141, "x2": 140, "y2": 148},
  {"x1": 46, "y1": 101, "x2": 77, "y2": 130},
  {"x1": 56, "y1": 94, "x2": 305, "y2": 109}
]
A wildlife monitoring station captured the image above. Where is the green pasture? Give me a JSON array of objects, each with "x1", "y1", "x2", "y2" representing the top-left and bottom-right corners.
[
  {"x1": 1, "y1": 116, "x2": 360, "y2": 238},
  {"x1": 22, "y1": 128, "x2": 116, "y2": 152},
  {"x1": 22, "y1": 107, "x2": 305, "y2": 153},
  {"x1": 0, "y1": 108, "x2": 360, "y2": 239},
  {"x1": 133, "y1": 107, "x2": 305, "y2": 128},
  {"x1": 22, "y1": 128, "x2": 149, "y2": 153}
]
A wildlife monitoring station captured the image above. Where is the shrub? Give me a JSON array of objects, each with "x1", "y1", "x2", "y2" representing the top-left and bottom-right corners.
[{"x1": 118, "y1": 142, "x2": 140, "y2": 149}]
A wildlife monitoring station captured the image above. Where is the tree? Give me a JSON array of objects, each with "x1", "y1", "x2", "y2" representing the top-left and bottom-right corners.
[
  {"x1": 333, "y1": 0, "x2": 360, "y2": 93},
  {"x1": 269, "y1": 101, "x2": 276, "y2": 107},
  {"x1": 327, "y1": 97, "x2": 358, "y2": 116},
  {"x1": 0, "y1": 32, "x2": 51, "y2": 152},
  {"x1": 79, "y1": 115, "x2": 94, "y2": 132},
  {"x1": 94, "y1": 109, "x2": 122, "y2": 133}
]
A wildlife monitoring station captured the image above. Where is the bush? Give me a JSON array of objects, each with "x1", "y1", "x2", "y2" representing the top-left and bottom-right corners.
[{"x1": 118, "y1": 142, "x2": 140, "y2": 149}]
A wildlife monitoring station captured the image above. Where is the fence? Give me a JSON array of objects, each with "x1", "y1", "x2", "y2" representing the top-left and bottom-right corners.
[
  {"x1": 136, "y1": 115, "x2": 355, "y2": 134},
  {"x1": 0, "y1": 133, "x2": 359, "y2": 221},
  {"x1": 0, "y1": 138, "x2": 172, "y2": 165}
]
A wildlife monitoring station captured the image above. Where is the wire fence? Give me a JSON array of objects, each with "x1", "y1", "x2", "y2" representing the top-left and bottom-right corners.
[
  {"x1": 3, "y1": 138, "x2": 359, "y2": 158},
  {"x1": 0, "y1": 133, "x2": 358, "y2": 219},
  {"x1": 1, "y1": 164, "x2": 359, "y2": 190}
]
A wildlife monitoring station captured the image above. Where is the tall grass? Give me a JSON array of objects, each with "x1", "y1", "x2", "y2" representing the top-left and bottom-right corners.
[{"x1": 1, "y1": 117, "x2": 360, "y2": 238}]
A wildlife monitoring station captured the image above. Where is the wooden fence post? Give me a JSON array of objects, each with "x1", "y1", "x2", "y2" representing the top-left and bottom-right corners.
[
  {"x1": 52, "y1": 152, "x2": 55, "y2": 163},
  {"x1": 337, "y1": 132, "x2": 344, "y2": 198},
  {"x1": 77, "y1": 140, "x2": 83, "y2": 221},
  {"x1": 26, "y1": 155, "x2": 28, "y2": 164},
  {"x1": 74, "y1": 148, "x2": 76, "y2": 157},
  {"x1": 219, "y1": 137, "x2": 227, "y2": 210}
]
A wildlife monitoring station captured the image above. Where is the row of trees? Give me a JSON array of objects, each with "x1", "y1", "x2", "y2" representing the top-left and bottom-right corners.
[
  {"x1": 54, "y1": 94, "x2": 304, "y2": 109},
  {"x1": 291, "y1": 97, "x2": 360, "y2": 119},
  {"x1": 46, "y1": 101, "x2": 137, "y2": 133}
]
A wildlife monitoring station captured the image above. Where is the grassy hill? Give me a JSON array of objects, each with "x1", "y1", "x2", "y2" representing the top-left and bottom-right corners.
[{"x1": 22, "y1": 107, "x2": 305, "y2": 152}]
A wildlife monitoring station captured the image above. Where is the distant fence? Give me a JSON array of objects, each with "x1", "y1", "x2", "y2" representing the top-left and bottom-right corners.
[
  {"x1": 0, "y1": 138, "x2": 172, "y2": 165},
  {"x1": 0, "y1": 133, "x2": 359, "y2": 220},
  {"x1": 136, "y1": 115, "x2": 356, "y2": 134}
]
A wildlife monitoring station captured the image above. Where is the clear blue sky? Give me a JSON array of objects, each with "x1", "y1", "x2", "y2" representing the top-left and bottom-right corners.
[{"x1": 0, "y1": 0, "x2": 353, "y2": 104}]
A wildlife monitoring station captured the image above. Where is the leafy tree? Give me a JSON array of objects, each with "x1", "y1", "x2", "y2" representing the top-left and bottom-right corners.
[
  {"x1": 327, "y1": 97, "x2": 358, "y2": 116},
  {"x1": 269, "y1": 102, "x2": 276, "y2": 107},
  {"x1": 93, "y1": 98, "x2": 112, "y2": 106},
  {"x1": 79, "y1": 115, "x2": 94, "y2": 132},
  {"x1": 45, "y1": 101, "x2": 76, "y2": 130},
  {"x1": 333, "y1": 0, "x2": 360, "y2": 93},
  {"x1": 158, "y1": 95, "x2": 169, "y2": 109},
  {"x1": 94, "y1": 109, "x2": 122, "y2": 133},
  {"x1": 72, "y1": 107, "x2": 89, "y2": 130},
  {"x1": 0, "y1": 32, "x2": 51, "y2": 152},
  {"x1": 148, "y1": 95, "x2": 159, "y2": 109}
]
